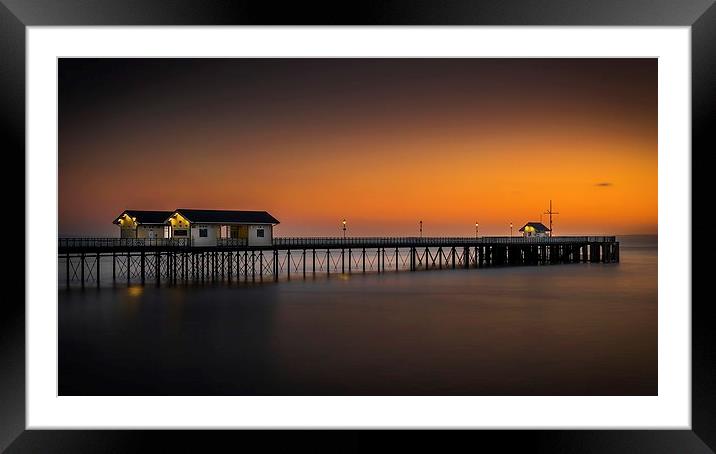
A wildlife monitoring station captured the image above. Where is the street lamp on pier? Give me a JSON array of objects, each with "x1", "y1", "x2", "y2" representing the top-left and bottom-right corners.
[
  {"x1": 510, "y1": 222, "x2": 513, "y2": 238},
  {"x1": 475, "y1": 222, "x2": 479, "y2": 239},
  {"x1": 419, "y1": 220, "x2": 423, "y2": 239},
  {"x1": 342, "y1": 219, "x2": 347, "y2": 239}
]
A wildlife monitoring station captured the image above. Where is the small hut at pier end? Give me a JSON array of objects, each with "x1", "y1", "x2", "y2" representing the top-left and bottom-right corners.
[
  {"x1": 113, "y1": 210, "x2": 173, "y2": 239},
  {"x1": 166, "y1": 209, "x2": 280, "y2": 246},
  {"x1": 519, "y1": 222, "x2": 551, "y2": 238}
]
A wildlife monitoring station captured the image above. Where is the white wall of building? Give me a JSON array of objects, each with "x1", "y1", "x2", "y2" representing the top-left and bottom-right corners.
[
  {"x1": 522, "y1": 230, "x2": 549, "y2": 238},
  {"x1": 248, "y1": 224, "x2": 273, "y2": 246},
  {"x1": 119, "y1": 227, "x2": 135, "y2": 238},
  {"x1": 137, "y1": 225, "x2": 164, "y2": 239},
  {"x1": 165, "y1": 222, "x2": 275, "y2": 246},
  {"x1": 189, "y1": 224, "x2": 220, "y2": 246}
]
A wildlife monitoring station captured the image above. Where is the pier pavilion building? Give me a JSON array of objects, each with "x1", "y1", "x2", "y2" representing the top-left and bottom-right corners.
[
  {"x1": 165, "y1": 209, "x2": 280, "y2": 246},
  {"x1": 113, "y1": 210, "x2": 173, "y2": 239},
  {"x1": 519, "y1": 222, "x2": 551, "y2": 238}
]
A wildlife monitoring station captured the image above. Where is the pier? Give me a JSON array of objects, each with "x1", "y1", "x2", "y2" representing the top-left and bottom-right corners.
[{"x1": 58, "y1": 236, "x2": 619, "y2": 288}]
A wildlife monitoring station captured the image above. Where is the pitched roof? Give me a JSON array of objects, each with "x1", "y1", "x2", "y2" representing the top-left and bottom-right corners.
[
  {"x1": 519, "y1": 222, "x2": 550, "y2": 232},
  {"x1": 113, "y1": 210, "x2": 173, "y2": 225},
  {"x1": 172, "y1": 209, "x2": 280, "y2": 225}
]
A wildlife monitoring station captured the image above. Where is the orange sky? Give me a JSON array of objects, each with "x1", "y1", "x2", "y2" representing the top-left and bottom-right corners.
[{"x1": 59, "y1": 58, "x2": 657, "y2": 237}]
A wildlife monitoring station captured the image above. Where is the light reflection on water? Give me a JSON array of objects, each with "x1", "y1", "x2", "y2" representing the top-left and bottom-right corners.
[
  {"x1": 59, "y1": 235, "x2": 657, "y2": 396},
  {"x1": 127, "y1": 285, "x2": 144, "y2": 297}
]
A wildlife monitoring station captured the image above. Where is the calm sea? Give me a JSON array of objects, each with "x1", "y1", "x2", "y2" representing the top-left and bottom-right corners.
[{"x1": 58, "y1": 235, "x2": 657, "y2": 395}]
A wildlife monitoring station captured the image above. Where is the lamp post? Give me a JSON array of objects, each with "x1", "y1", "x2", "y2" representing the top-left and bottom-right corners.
[
  {"x1": 475, "y1": 222, "x2": 479, "y2": 239},
  {"x1": 342, "y1": 219, "x2": 347, "y2": 239},
  {"x1": 419, "y1": 220, "x2": 423, "y2": 239},
  {"x1": 510, "y1": 222, "x2": 513, "y2": 238}
]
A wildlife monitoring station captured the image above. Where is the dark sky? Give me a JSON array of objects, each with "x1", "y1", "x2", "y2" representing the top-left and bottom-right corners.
[{"x1": 59, "y1": 58, "x2": 657, "y2": 236}]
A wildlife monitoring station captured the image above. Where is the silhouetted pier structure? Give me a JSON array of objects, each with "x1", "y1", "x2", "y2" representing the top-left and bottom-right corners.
[{"x1": 58, "y1": 236, "x2": 619, "y2": 288}]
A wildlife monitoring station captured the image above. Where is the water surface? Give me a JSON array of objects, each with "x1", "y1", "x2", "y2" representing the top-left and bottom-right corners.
[{"x1": 59, "y1": 235, "x2": 657, "y2": 395}]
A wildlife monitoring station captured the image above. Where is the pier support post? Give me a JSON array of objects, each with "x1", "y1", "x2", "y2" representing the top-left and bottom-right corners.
[
  {"x1": 66, "y1": 253, "x2": 70, "y2": 288},
  {"x1": 243, "y1": 250, "x2": 248, "y2": 280},
  {"x1": 259, "y1": 251, "x2": 264, "y2": 281},
  {"x1": 274, "y1": 250, "x2": 279, "y2": 281},
  {"x1": 140, "y1": 251, "x2": 145, "y2": 284},
  {"x1": 96, "y1": 252, "x2": 100, "y2": 287},
  {"x1": 251, "y1": 251, "x2": 256, "y2": 280},
  {"x1": 286, "y1": 249, "x2": 291, "y2": 279},
  {"x1": 80, "y1": 253, "x2": 85, "y2": 289},
  {"x1": 590, "y1": 244, "x2": 601, "y2": 263}
]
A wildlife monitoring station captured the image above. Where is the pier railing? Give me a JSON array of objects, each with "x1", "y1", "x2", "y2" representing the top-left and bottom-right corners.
[
  {"x1": 272, "y1": 236, "x2": 616, "y2": 247},
  {"x1": 59, "y1": 235, "x2": 617, "y2": 250},
  {"x1": 217, "y1": 238, "x2": 249, "y2": 247},
  {"x1": 58, "y1": 237, "x2": 190, "y2": 248}
]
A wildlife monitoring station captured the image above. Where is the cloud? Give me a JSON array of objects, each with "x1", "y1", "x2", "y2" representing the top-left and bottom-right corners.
[{"x1": 595, "y1": 182, "x2": 613, "y2": 187}]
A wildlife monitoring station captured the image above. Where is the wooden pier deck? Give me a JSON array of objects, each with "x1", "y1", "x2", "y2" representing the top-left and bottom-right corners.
[{"x1": 58, "y1": 236, "x2": 619, "y2": 288}]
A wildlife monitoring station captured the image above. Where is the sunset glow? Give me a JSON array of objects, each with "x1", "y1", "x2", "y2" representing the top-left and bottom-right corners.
[{"x1": 59, "y1": 58, "x2": 656, "y2": 236}]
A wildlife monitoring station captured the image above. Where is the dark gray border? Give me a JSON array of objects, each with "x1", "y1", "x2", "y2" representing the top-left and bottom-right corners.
[{"x1": 2, "y1": 1, "x2": 712, "y2": 451}]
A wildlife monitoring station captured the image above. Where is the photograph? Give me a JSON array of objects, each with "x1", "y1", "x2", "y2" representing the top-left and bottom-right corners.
[{"x1": 57, "y1": 57, "x2": 657, "y2": 396}]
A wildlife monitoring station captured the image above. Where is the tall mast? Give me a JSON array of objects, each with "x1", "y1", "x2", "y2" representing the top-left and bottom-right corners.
[{"x1": 543, "y1": 199, "x2": 560, "y2": 237}]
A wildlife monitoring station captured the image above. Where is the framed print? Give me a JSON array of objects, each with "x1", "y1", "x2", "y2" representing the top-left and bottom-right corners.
[{"x1": 3, "y1": 0, "x2": 712, "y2": 452}]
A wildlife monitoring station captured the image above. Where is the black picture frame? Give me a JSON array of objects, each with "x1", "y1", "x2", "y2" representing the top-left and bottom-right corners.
[{"x1": 2, "y1": 0, "x2": 711, "y2": 451}]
